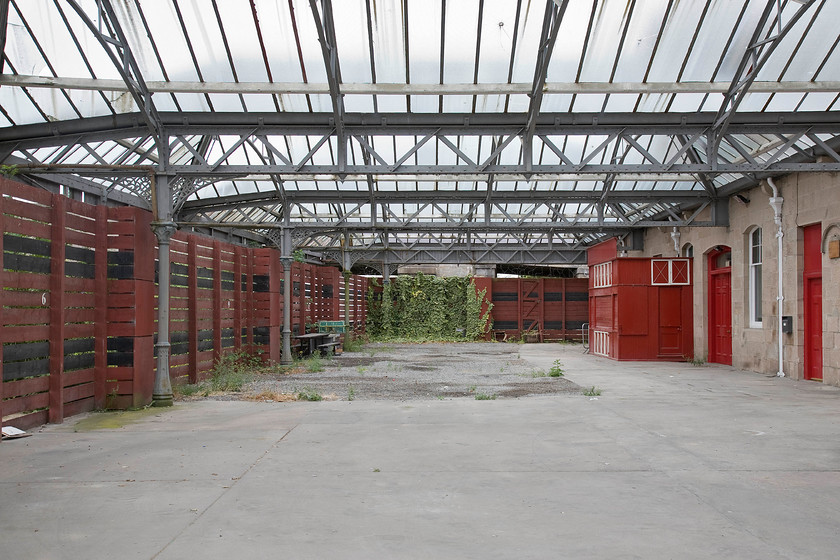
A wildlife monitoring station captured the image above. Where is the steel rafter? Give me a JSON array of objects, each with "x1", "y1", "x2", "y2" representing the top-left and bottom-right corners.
[
  {"x1": 713, "y1": 0, "x2": 817, "y2": 148},
  {"x1": 0, "y1": 0, "x2": 9, "y2": 75},
  {"x1": 308, "y1": 0, "x2": 346, "y2": 173},
  {"x1": 523, "y1": 0, "x2": 567, "y2": 173},
  {"x1": 64, "y1": 0, "x2": 163, "y2": 148}
]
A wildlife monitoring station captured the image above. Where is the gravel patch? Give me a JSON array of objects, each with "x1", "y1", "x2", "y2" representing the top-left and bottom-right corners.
[{"x1": 223, "y1": 342, "x2": 581, "y2": 402}]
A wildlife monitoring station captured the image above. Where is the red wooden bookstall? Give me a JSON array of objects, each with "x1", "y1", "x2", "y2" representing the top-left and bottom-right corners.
[{"x1": 588, "y1": 238, "x2": 694, "y2": 361}]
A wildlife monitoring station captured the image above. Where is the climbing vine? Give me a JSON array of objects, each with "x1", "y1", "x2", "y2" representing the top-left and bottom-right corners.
[{"x1": 366, "y1": 273, "x2": 493, "y2": 341}]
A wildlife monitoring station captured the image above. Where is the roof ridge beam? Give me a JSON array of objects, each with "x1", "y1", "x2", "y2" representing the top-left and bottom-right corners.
[
  {"x1": 523, "y1": 0, "x2": 568, "y2": 173},
  {"x1": 65, "y1": 0, "x2": 163, "y2": 149},
  {"x1": 309, "y1": 0, "x2": 347, "y2": 174},
  {"x1": 712, "y1": 0, "x2": 816, "y2": 152}
]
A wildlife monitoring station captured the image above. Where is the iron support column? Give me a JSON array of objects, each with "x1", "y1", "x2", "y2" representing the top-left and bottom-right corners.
[
  {"x1": 151, "y1": 221, "x2": 176, "y2": 406},
  {"x1": 280, "y1": 227, "x2": 293, "y2": 365},
  {"x1": 280, "y1": 256, "x2": 293, "y2": 365}
]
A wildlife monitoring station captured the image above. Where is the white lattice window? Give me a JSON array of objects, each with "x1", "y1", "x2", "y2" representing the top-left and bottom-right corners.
[
  {"x1": 592, "y1": 330, "x2": 610, "y2": 357},
  {"x1": 593, "y1": 262, "x2": 613, "y2": 288},
  {"x1": 651, "y1": 259, "x2": 690, "y2": 285}
]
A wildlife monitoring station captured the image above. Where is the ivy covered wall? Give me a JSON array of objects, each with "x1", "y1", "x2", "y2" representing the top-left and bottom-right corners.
[{"x1": 366, "y1": 274, "x2": 492, "y2": 340}]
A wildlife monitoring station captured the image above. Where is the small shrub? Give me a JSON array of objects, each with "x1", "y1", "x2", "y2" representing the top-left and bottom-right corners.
[
  {"x1": 687, "y1": 355, "x2": 705, "y2": 367},
  {"x1": 548, "y1": 359, "x2": 565, "y2": 377},
  {"x1": 297, "y1": 387, "x2": 323, "y2": 401},
  {"x1": 304, "y1": 354, "x2": 324, "y2": 373},
  {"x1": 583, "y1": 386, "x2": 602, "y2": 396},
  {"x1": 174, "y1": 383, "x2": 202, "y2": 397},
  {"x1": 343, "y1": 335, "x2": 364, "y2": 353},
  {"x1": 475, "y1": 393, "x2": 497, "y2": 400}
]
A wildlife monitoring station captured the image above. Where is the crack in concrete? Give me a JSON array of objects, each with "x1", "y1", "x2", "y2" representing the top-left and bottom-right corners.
[{"x1": 150, "y1": 425, "x2": 298, "y2": 559}]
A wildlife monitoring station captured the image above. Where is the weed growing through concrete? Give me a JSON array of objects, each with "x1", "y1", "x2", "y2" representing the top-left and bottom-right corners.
[
  {"x1": 475, "y1": 393, "x2": 497, "y2": 400},
  {"x1": 531, "y1": 370, "x2": 547, "y2": 378},
  {"x1": 583, "y1": 386, "x2": 602, "y2": 396},
  {"x1": 548, "y1": 360, "x2": 565, "y2": 377},
  {"x1": 357, "y1": 366, "x2": 368, "y2": 376},
  {"x1": 348, "y1": 386, "x2": 356, "y2": 401},
  {"x1": 468, "y1": 385, "x2": 477, "y2": 393},
  {"x1": 304, "y1": 354, "x2": 324, "y2": 373},
  {"x1": 174, "y1": 350, "x2": 263, "y2": 399},
  {"x1": 342, "y1": 336, "x2": 364, "y2": 353},
  {"x1": 296, "y1": 387, "x2": 323, "y2": 401},
  {"x1": 687, "y1": 355, "x2": 706, "y2": 366}
]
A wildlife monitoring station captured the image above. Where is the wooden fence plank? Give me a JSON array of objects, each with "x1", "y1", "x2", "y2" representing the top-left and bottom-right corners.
[{"x1": 49, "y1": 194, "x2": 66, "y2": 423}]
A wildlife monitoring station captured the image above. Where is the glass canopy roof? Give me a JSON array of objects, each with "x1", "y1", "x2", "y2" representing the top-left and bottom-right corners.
[{"x1": 1, "y1": 0, "x2": 838, "y2": 266}]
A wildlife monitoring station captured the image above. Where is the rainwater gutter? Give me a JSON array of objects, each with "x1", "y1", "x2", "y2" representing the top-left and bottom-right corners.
[{"x1": 767, "y1": 178, "x2": 784, "y2": 377}]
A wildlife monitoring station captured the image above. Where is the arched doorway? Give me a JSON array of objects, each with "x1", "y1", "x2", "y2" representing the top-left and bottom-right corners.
[{"x1": 708, "y1": 246, "x2": 732, "y2": 365}]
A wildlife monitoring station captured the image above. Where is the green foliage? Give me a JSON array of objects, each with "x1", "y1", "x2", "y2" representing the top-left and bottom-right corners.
[
  {"x1": 348, "y1": 386, "x2": 356, "y2": 401},
  {"x1": 474, "y1": 393, "x2": 497, "y2": 400},
  {"x1": 292, "y1": 249, "x2": 305, "y2": 262},
  {"x1": 174, "y1": 349, "x2": 263, "y2": 397},
  {"x1": 583, "y1": 386, "x2": 602, "y2": 396},
  {"x1": 0, "y1": 164, "x2": 19, "y2": 177},
  {"x1": 302, "y1": 354, "x2": 324, "y2": 373},
  {"x1": 466, "y1": 282, "x2": 493, "y2": 339},
  {"x1": 686, "y1": 355, "x2": 705, "y2": 366},
  {"x1": 342, "y1": 335, "x2": 364, "y2": 353},
  {"x1": 365, "y1": 273, "x2": 493, "y2": 341},
  {"x1": 548, "y1": 359, "x2": 565, "y2": 377},
  {"x1": 297, "y1": 387, "x2": 323, "y2": 401},
  {"x1": 208, "y1": 351, "x2": 258, "y2": 392}
]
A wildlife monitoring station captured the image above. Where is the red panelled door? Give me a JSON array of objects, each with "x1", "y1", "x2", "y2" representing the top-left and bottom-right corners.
[
  {"x1": 708, "y1": 248, "x2": 732, "y2": 365},
  {"x1": 804, "y1": 224, "x2": 823, "y2": 381},
  {"x1": 658, "y1": 286, "x2": 683, "y2": 356}
]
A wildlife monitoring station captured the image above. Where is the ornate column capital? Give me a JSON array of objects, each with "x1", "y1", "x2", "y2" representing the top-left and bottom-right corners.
[{"x1": 151, "y1": 221, "x2": 178, "y2": 244}]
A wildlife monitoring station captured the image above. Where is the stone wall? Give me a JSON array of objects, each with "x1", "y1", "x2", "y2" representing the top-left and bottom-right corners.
[{"x1": 629, "y1": 172, "x2": 840, "y2": 386}]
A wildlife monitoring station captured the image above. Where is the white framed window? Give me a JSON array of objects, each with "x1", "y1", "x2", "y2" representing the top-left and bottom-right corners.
[
  {"x1": 748, "y1": 227, "x2": 762, "y2": 327},
  {"x1": 593, "y1": 261, "x2": 613, "y2": 288},
  {"x1": 651, "y1": 259, "x2": 690, "y2": 285}
]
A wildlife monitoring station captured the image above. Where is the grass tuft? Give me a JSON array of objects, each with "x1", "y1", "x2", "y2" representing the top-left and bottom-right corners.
[{"x1": 296, "y1": 387, "x2": 323, "y2": 401}]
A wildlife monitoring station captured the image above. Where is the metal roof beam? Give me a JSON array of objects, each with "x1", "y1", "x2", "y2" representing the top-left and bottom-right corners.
[
  {"x1": 713, "y1": 0, "x2": 816, "y2": 142},
  {"x1": 524, "y1": 0, "x2": 568, "y2": 172},
  {"x1": 309, "y1": 0, "x2": 346, "y2": 173},
  {"x1": 6, "y1": 75, "x2": 840, "y2": 96},
  {"x1": 0, "y1": 0, "x2": 9, "y2": 75},
  {"x1": 176, "y1": 218, "x2": 715, "y2": 232},
  {"x1": 64, "y1": 0, "x2": 163, "y2": 148},
  {"x1": 2, "y1": 111, "x2": 839, "y2": 145},
  {"x1": 180, "y1": 188, "x2": 709, "y2": 212}
]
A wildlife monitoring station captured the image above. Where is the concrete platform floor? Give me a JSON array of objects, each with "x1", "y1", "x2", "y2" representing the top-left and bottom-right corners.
[{"x1": 2, "y1": 344, "x2": 840, "y2": 559}]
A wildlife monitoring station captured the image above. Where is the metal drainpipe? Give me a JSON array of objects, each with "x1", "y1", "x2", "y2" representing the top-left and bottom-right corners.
[{"x1": 767, "y1": 178, "x2": 785, "y2": 377}]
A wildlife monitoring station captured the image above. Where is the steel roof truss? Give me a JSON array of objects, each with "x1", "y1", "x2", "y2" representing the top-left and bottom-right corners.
[
  {"x1": 714, "y1": 0, "x2": 817, "y2": 136},
  {"x1": 64, "y1": 0, "x2": 162, "y2": 146}
]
